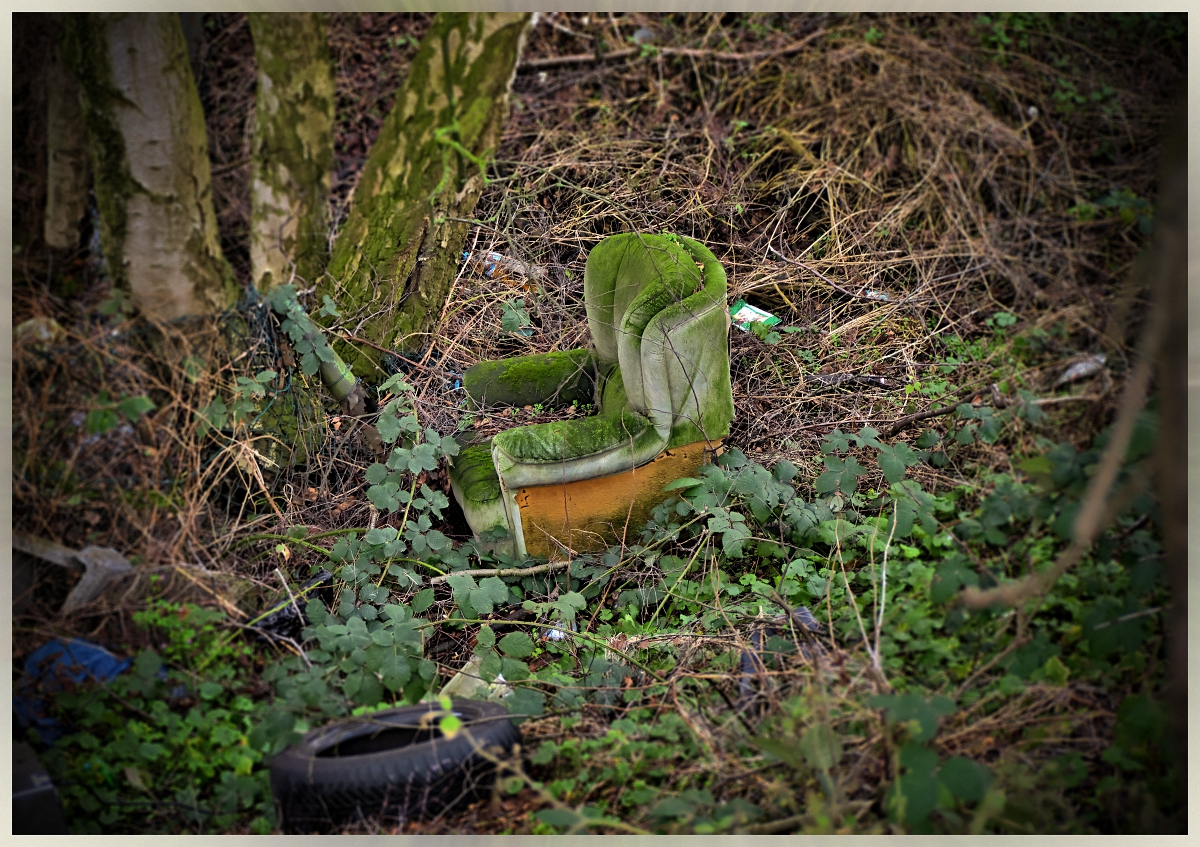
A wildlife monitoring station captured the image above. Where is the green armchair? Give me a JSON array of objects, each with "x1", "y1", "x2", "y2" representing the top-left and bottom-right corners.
[{"x1": 448, "y1": 233, "x2": 734, "y2": 559}]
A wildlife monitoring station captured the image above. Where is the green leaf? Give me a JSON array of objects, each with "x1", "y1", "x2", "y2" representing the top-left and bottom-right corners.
[
  {"x1": 662, "y1": 477, "x2": 703, "y2": 492},
  {"x1": 376, "y1": 414, "x2": 402, "y2": 444},
  {"x1": 888, "y1": 771, "x2": 939, "y2": 825},
  {"x1": 367, "y1": 482, "x2": 400, "y2": 513},
  {"x1": 868, "y1": 694, "x2": 956, "y2": 743},
  {"x1": 365, "y1": 526, "x2": 398, "y2": 546},
  {"x1": 534, "y1": 808, "x2": 582, "y2": 829},
  {"x1": 798, "y1": 722, "x2": 842, "y2": 771},
  {"x1": 876, "y1": 442, "x2": 921, "y2": 483},
  {"x1": 479, "y1": 577, "x2": 509, "y2": 607},
  {"x1": 939, "y1": 756, "x2": 993, "y2": 803},
  {"x1": 379, "y1": 373, "x2": 411, "y2": 395},
  {"x1": 499, "y1": 631, "x2": 535, "y2": 658},
  {"x1": 506, "y1": 687, "x2": 545, "y2": 720},
  {"x1": 476, "y1": 624, "x2": 496, "y2": 650},
  {"x1": 411, "y1": 588, "x2": 435, "y2": 615},
  {"x1": 815, "y1": 455, "x2": 868, "y2": 496},
  {"x1": 86, "y1": 408, "x2": 121, "y2": 435},
  {"x1": 315, "y1": 343, "x2": 337, "y2": 363},
  {"x1": 468, "y1": 587, "x2": 497, "y2": 616},
  {"x1": 365, "y1": 463, "x2": 389, "y2": 485},
  {"x1": 500, "y1": 300, "x2": 532, "y2": 333},
  {"x1": 750, "y1": 737, "x2": 806, "y2": 770},
  {"x1": 134, "y1": 649, "x2": 162, "y2": 679},
  {"x1": 319, "y1": 295, "x2": 340, "y2": 317},
  {"x1": 820, "y1": 429, "x2": 853, "y2": 454}
]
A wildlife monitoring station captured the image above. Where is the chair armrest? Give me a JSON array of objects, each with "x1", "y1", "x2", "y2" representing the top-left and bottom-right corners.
[{"x1": 462, "y1": 348, "x2": 597, "y2": 410}]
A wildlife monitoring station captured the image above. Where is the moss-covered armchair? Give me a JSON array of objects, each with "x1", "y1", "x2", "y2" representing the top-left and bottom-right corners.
[{"x1": 448, "y1": 233, "x2": 733, "y2": 559}]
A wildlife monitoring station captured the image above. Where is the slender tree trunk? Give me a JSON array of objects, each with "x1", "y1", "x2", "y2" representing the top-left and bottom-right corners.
[
  {"x1": 319, "y1": 12, "x2": 532, "y2": 376},
  {"x1": 44, "y1": 15, "x2": 90, "y2": 250},
  {"x1": 1152, "y1": 103, "x2": 1187, "y2": 780},
  {"x1": 63, "y1": 12, "x2": 237, "y2": 321},
  {"x1": 248, "y1": 13, "x2": 335, "y2": 291}
]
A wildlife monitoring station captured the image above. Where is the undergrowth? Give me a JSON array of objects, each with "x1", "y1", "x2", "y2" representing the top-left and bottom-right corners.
[{"x1": 31, "y1": 377, "x2": 1178, "y2": 834}]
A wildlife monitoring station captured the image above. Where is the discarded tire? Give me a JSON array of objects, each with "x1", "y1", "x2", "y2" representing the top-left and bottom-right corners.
[{"x1": 269, "y1": 699, "x2": 519, "y2": 833}]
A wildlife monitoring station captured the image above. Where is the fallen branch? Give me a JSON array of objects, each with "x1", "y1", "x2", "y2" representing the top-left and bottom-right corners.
[
  {"x1": 428, "y1": 559, "x2": 570, "y2": 585},
  {"x1": 881, "y1": 385, "x2": 988, "y2": 438}
]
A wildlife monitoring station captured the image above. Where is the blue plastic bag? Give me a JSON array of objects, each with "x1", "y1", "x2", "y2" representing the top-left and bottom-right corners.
[{"x1": 14, "y1": 639, "x2": 132, "y2": 743}]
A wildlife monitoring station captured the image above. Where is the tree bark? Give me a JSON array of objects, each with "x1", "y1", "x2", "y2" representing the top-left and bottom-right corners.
[
  {"x1": 248, "y1": 13, "x2": 335, "y2": 291},
  {"x1": 44, "y1": 15, "x2": 90, "y2": 250},
  {"x1": 1151, "y1": 102, "x2": 1187, "y2": 778},
  {"x1": 319, "y1": 12, "x2": 532, "y2": 376},
  {"x1": 63, "y1": 13, "x2": 237, "y2": 321}
]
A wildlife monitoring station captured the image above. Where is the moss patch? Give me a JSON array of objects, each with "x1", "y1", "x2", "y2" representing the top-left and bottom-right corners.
[
  {"x1": 463, "y1": 348, "x2": 595, "y2": 409},
  {"x1": 494, "y1": 409, "x2": 655, "y2": 464},
  {"x1": 451, "y1": 440, "x2": 501, "y2": 503}
]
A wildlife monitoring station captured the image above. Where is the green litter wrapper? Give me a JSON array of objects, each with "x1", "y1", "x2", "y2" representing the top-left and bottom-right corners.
[{"x1": 729, "y1": 299, "x2": 781, "y2": 332}]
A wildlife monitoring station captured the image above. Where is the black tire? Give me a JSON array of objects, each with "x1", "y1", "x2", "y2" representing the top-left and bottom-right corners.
[{"x1": 269, "y1": 699, "x2": 520, "y2": 833}]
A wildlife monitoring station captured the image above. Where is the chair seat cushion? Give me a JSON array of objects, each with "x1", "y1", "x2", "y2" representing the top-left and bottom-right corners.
[{"x1": 492, "y1": 410, "x2": 665, "y2": 489}]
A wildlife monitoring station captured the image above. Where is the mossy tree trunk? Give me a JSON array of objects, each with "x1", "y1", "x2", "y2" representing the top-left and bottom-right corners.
[
  {"x1": 63, "y1": 12, "x2": 237, "y2": 321},
  {"x1": 44, "y1": 14, "x2": 90, "y2": 250},
  {"x1": 319, "y1": 12, "x2": 532, "y2": 376},
  {"x1": 248, "y1": 13, "x2": 335, "y2": 291}
]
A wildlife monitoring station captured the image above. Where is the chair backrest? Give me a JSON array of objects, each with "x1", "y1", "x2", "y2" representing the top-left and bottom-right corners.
[{"x1": 583, "y1": 234, "x2": 732, "y2": 445}]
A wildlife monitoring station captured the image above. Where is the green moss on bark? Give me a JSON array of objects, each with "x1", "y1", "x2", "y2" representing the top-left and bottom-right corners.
[
  {"x1": 248, "y1": 13, "x2": 335, "y2": 290},
  {"x1": 63, "y1": 13, "x2": 236, "y2": 320},
  {"x1": 319, "y1": 13, "x2": 531, "y2": 376}
]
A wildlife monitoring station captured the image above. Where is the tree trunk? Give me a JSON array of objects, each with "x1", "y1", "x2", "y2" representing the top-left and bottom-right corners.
[
  {"x1": 248, "y1": 13, "x2": 335, "y2": 291},
  {"x1": 63, "y1": 13, "x2": 237, "y2": 321},
  {"x1": 44, "y1": 15, "x2": 90, "y2": 251},
  {"x1": 319, "y1": 12, "x2": 531, "y2": 376},
  {"x1": 1152, "y1": 102, "x2": 1187, "y2": 780}
]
